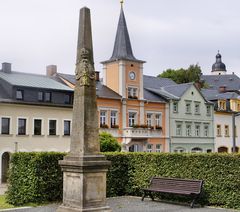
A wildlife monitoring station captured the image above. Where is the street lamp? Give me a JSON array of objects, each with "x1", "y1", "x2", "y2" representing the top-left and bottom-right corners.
[{"x1": 232, "y1": 112, "x2": 240, "y2": 153}]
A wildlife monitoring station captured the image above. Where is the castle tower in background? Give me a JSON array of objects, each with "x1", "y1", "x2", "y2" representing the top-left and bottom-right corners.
[{"x1": 211, "y1": 51, "x2": 227, "y2": 75}]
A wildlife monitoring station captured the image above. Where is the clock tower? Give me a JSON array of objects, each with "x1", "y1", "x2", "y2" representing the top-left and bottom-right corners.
[{"x1": 101, "y1": 3, "x2": 145, "y2": 100}]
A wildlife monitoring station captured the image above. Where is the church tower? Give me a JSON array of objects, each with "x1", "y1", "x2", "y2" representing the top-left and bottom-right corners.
[
  {"x1": 101, "y1": 2, "x2": 145, "y2": 100},
  {"x1": 211, "y1": 51, "x2": 227, "y2": 75}
]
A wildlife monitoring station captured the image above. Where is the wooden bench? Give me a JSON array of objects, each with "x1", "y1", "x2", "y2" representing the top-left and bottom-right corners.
[{"x1": 142, "y1": 177, "x2": 203, "y2": 208}]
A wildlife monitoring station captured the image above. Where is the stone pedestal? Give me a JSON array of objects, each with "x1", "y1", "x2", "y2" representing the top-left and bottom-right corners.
[{"x1": 57, "y1": 155, "x2": 111, "y2": 212}]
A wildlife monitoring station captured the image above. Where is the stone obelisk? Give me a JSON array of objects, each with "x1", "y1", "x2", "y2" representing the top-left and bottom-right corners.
[{"x1": 57, "y1": 7, "x2": 111, "y2": 212}]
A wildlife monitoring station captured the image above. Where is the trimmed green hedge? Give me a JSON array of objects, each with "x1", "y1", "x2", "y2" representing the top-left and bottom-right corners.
[
  {"x1": 6, "y1": 152, "x2": 66, "y2": 206},
  {"x1": 6, "y1": 152, "x2": 240, "y2": 209}
]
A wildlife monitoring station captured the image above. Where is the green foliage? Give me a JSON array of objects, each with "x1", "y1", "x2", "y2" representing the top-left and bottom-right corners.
[
  {"x1": 6, "y1": 152, "x2": 240, "y2": 209},
  {"x1": 105, "y1": 153, "x2": 240, "y2": 209},
  {"x1": 158, "y1": 64, "x2": 202, "y2": 84},
  {"x1": 99, "y1": 132, "x2": 121, "y2": 152},
  {"x1": 6, "y1": 152, "x2": 65, "y2": 206}
]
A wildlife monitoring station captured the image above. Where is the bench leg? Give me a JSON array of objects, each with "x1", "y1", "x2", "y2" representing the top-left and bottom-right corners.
[
  {"x1": 190, "y1": 197, "x2": 197, "y2": 208},
  {"x1": 149, "y1": 192, "x2": 154, "y2": 201},
  {"x1": 141, "y1": 192, "x2": 146, "y2": 201}
]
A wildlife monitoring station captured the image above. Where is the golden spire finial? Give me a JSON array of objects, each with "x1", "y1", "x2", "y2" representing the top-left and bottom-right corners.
[{"x1": 120, "y1": 0, "x2": 124, "y2": 7}]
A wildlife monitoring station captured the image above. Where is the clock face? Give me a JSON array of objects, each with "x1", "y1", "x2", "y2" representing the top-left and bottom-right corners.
[{"x1": 129, "y1": 71, "x2": 136, "y2": 80}]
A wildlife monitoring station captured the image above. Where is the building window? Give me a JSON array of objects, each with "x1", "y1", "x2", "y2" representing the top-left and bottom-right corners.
[
  {"x1": 34, "y1": 119, "x2": 42, "y2": 135},
  {"x1": 186, "y1": 102, "x2": 191, "y2": 114},
  {"x1": 194, "y1": 103, "x2": 200, "y2": 114},
  {"x1": 217, "y1": 125, "x2": 221, "y2": 137},
  {"x1": 147, "y1": 113, "x2": 152, "y2": 127},
  {"x1": 218, "y1": 100, "x2": 226, "y2": 110},
  {"x1": 186, "y1": 124, "x2": 191, "y2": 136},
  {"x1": 147, "y1": 144, "x2": 153, "y2": 152},
  {"x1": 16, "y1": 90, "x2": 23, "y2": 100},
  {"x1": 173, "y1": 102, "x2": 178, "y2": 113},
  {"x1": 38, "y1": 92, "x2": 44, "y2": 101},
  {"x1": 156, "y1": 144, "x2": 161, "y2": 153},
  {"x1": 100, "y1": 111, "x2": 107, "y2": 127},
  {"x1": 207, "y1": 149, "x2": 212, "y2": 153},
  {"x1": 204, "y1": 125, "x2": 209, "y2": 137},
  {"x1": 191, "y1": 147, "x2": 203, "y2": 153},
  {"x1": 1, "y1": 118, "x2": 10, "y2": 134},
  {"x1": 18, "y1": 118, "x2": 26, "y2": 135},
  {"x1": 64, "y1": 120, "x2": 71, "y2": 136},
  {"x1": 155, "y1": 114, "x2": 161, "y2": 128},
  {"x1": 49, "y1": 120, "x2": 57, "y2": 135},
  {"x1": 206, "y1": 105, "x2": 211, "y2": 116},
  {"x1": 195, "y1": 125, "x2": 200, "y2": 137},
  {"x1": 176, "y1": 124, "x2": 182, "y2": 136},
  {"x1": 64, "y1": 94, "x2": 71, "y2": 104},
  {"x1": 224, "y1": 125, "x2": 229, "y2": 137},
  {"x1": 174, "y1": 147, "x2": 185, "y2": 153},
  {"x1": 128, "y1": 112, "x2": 137, "y2": 127},
  {"x1": 45, "y1": 92, "x2": 51, "y2": 102},
  {"x1": 110, "y1": 111, "x2": 117, "y2": 128},
  {"x1": 237, "y1": 103, "x2": 240, "y2": 112},
  {"x1": 128, "y1": 87, "x2": 137, "y2": 99}
]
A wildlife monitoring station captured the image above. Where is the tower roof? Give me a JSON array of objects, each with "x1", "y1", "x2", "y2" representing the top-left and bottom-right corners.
[
  {"x1": 212, "y1": 52, "x2": 226, "y2": 73},
  {"x1": 102, "y1": 6, "x2": 144, "y2": 63}
]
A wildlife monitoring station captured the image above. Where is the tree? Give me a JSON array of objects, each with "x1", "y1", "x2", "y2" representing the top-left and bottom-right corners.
[
  {"x1": 99, "y1": 132, "x2": 121, "y2": 152},
  {"x1": 158, "y1": 64, "x2": 202, "y2": 84}
]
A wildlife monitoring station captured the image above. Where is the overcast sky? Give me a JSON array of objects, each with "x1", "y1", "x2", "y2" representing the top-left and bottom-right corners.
[{"x1": 1, "y1": 0, "x2": 240, "y2": 77}]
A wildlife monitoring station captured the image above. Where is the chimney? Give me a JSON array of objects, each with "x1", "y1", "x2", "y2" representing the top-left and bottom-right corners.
[
  {"x1": 95, "y1": 71, "x2": 100, "y2": 81},
  {"x1": 194, "y1": 81, "x2": 202, "y2": 90},
  {"x1": 46, "y1": 65, "x2": 57, "y2": 76},
  {"x1": 219, "y1": 85, "x2": 226, "y2": 93},
  {"x1": 2, "y1": 63, "x2": 12, "y2": 73}
]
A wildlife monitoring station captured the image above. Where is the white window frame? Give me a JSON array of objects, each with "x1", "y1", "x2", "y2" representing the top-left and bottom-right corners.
[
  {"x1": 156, "y1": 144, "x2": 162, "y2": 153},
  {"x1": 128, "y1": 111, "x2": 137, "y2": 127},
  {"x1": 127, "y1": 86, "x2": 138, "y2": 98},
  {"x1": 32, "y1": 118, "x2": 43, "y2": 136},
  {"x1": 185, "y1": 102, "x2": 191, "y2": 114},
  {"x1": 224, "y1": 125, "x2": 229, "y2": 137},
  {"x1": 176, "y1": 123, "x2": 182, "y2": 136},
  {"x1": 146, "y1": 113, "x2": 153, "y2": 127},
  {"x1": 48, "y1": 118, "x2": 58, "y2": 136},
  {"x1": 206, "y1": 105, "x2": 211, "y2": 116},
  {"x1": 147, "y1": 144, "x2": 153, "y2": 152},
  {"x1": 0, "y1": 116, "x2": 12, "y2": 135},
  {"x1": 217, "y1": 124, "x2": 221, "y2": 137},
  {"x1": 17, "y1": 117, "x2": 28, "y2": 135},
  {"x1": 110, "y1": 110, "x2": 118, "y2": 128},
  {"x1": 195, "y1": 124, "x2": 200, "y2": 137},
  {"x1": 173, "y1": 102, "x2": 178, "y2": 113},
  {"x1": 191, "y1": 147, "x2": 203, "y2": 153},
  {"x1": 155, "y1": 114, "x2": 162, "y2": 127},
  {"x1": 204, "y1": 125, "x2": 209, "y2": 137},
  {"x1": 100, "y1": 110, "x2": 107, "y2": 126},
  {"x1": 63, "y1": 119, "x2": 72, "y2": 136},
  {"x1": 194, "y1": 103, "x2": 200, "y2": 114},
  {"x1": 186, "y1": 124, "x2": 192, "y2": 136}
]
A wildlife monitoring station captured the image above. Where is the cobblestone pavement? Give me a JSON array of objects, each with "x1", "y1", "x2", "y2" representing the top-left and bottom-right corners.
[{"x1": 1, "y1": 196, "x2": 238, "y2": 212}]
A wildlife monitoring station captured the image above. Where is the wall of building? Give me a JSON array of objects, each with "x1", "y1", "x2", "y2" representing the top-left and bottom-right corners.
[
  {"x1": 169, "y1": 85, "x2": 215, "y2": 152},
  {"x1": 214, "y1": 112, "x2": 240, "y2": 153}
]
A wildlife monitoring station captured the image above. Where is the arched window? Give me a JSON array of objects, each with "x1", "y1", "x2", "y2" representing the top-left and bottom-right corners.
[
  {"x1": 191, "y1": 147, "x2": 203, "y2": 153},
  {"x1": 231, "y1": 147, "x2": 239, "y2": 153},
  {"x1": 174, "y1": 147, "x2": 185, "y2": 153},
  {"x1": 218, "y1": 146, "x2": 228, "y2": 153}
]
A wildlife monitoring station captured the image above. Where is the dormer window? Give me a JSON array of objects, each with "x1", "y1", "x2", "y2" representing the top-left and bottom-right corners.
[
  {"x1": 64, "y1": 94, "x2": 71, "y2": 104},
  {"x1": 16, "y1": 90, "x2": 23, "y2": 100},
  {"x1": 45, "y1": 92, "x2": 51, "y2": 102},
  {"x1": 218, "y1": 100, "x2": 226, "y2": 110},
  {"x1": 38, "y1": 92, "x2": 44, "y2": 101},
  {"x1": 128, "y1": 87, "x2": 137, "y2": 99}
]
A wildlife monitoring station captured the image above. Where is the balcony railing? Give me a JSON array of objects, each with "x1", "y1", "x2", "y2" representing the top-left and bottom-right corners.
[
  {"x1": 123, "y1": 127, "x2": 162, "y2": 138},
  {"x1": 99, "y1": 128, "x2": 119, "y2": 137}
]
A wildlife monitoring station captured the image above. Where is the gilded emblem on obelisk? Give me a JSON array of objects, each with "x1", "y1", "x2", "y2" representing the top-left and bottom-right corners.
[{"x1": 75, "y1": 48, "x2": 95, "y2": 86}]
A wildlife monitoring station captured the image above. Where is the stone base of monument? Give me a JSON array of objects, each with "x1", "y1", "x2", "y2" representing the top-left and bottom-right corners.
[{"x1": 57, "y1": 155, "x2": 111, "y2": 212}]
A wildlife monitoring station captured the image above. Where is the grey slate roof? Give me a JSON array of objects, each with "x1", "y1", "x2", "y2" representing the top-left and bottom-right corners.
[
  {"x1": 143, "y1": 75, "x2": 177, "y2": 89},
  {"x1": 0, "y1": 71, "x2": 72, "y2": 91},
  {"x1": 143, "y1": 88, "x2": 167, "y2": 102},
  {"x1": 101, "y1": 7, "x2": 144, "y2": 63},
  {"x1": 57, "y1": 73, "x2": 121, "y2": 100},
  {"x1": 202, "y1": 89, "x2": 240, "y2": 101},
  {"x1": 201, "y1": 74, "x2": 240, "y2": 90}
]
